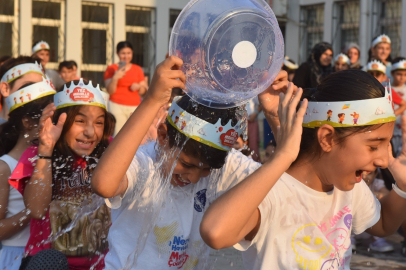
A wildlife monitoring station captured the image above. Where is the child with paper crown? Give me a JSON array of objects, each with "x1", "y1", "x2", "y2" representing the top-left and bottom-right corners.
[
  {"x1": 366, "y1": 60, "x2": 406, "y2": 117},
  {"x1": 369, "y1": 34, "x2": 393, "y2": 79},
  {"x1": 32, "y1": 40, "x2": 65, "y2": 90},
  {"x1": 0, "y1": 63, "x2": 55, "y2": 270},
  {"x1": 9, "y1": 79, "x2": 114, "y2": 270},
  {"x1": 333, "y1": 53, "x2": 350, "y2": 72},
  {"x1": 201, "y1": 69, "x2": 406, "y2": 269},
  {"x1": 90, "y1": 55, "x2": 298, "y2": 269}
]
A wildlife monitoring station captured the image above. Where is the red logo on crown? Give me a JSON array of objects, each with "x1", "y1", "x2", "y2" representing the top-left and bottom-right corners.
[
  {"x1": 371, "y1": 63, "x2": 379, "y2": 69},
  {"x1": 220, "y1": 129, "x2": 239, "y2": 147},
  {"x1": 403, "y1": 62, "x2": 406, "y2": 68},
  {"x1": 69, "y1": 87, "x2": 94, "y2": 102}
]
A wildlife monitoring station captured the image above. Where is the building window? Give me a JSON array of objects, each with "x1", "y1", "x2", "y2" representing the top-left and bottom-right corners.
[
  {"x1": 125, "y1": 6, "x2": 156, "y2": 79},
  {"x1": 169, "y1": 9, "x2": 181, "y2": 44},
  {"x1": 81, "y1": 2, "x2": 113, "y2": 88},
  {"x1": 332, "y1": 0, "x2": 360, "y2": 54},
  {"x1": 32, "y1": 0, "x2": 65, "y2": 70},
  {"x1": 372, "y1": 0, "x2": 401, "y2": 58},
  {"x1": 299, "y1": 4, "x2": 324, "y2": 63},
  {"x1": 0, "y1": 0, "x2": 18, "y2": 57}
]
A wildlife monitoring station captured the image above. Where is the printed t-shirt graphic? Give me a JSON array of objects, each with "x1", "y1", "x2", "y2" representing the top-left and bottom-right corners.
[
  {"x1": 235, "y1": 173, "x2": 380, "y2": 270},
  {"x1": 105, "y1": 143, "x2": 261, "y2": 269}
]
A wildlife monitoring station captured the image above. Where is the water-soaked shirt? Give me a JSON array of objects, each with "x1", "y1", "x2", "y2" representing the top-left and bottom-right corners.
[{"x1": 9, "y1": 145, "x2": 110, "y2": 270}]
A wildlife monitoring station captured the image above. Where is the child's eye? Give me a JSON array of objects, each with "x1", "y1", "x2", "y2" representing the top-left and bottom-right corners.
[
  {"x1": 181, "y1": 163, "x2": 192, "y2": 169},
  {"x1": 370, "y1": 146, "x2": 378, "y2": 151},
  {"x1": 96, "y1": 122, "x2": 104, "y2": 125},
  {"x1": 75, "y1": 119, "x2": 84, "y2": 123}
]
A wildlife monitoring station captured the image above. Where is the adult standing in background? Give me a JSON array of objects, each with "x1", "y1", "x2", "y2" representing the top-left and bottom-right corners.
[
  {"x1": 31, "y1": 40, "x2": 65, "y2": 90},
  {"x1": 293, "y1": 42, "x2": 333, "y2": 89},
  {"x1": 104, "y1": 41, "x2": 148, "y2": 136},
  {"x1": 345, "y1": 43, "x2": 362, "y2": 69}
]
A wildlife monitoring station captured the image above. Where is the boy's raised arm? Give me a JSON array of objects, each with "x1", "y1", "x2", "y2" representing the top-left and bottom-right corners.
[
  {"x1": 92, "y1": 56, "x2": 185, "y2": 198},
  {"x1": 200, "y1": 86, "x2": 307, "y2": 250}
]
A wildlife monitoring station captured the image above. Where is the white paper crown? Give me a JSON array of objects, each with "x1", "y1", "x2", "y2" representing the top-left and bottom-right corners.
[
  {"x1": 32, "y1": 41, "x2": 50, "y2": 54},
  {"x1": 392, "y1": 60, "x2": 406, "y2": 72},
  {"x1": 372, "y1": 34, "x2": 391, "y2": 47},
  {"x1": 367, "y1": 60, "x2": 386, "y2": 74},
  {"x1": 1, "y1": 62, "x2": 45, "y2": 84},
  {"x1": 283, "y1": 56, "x2": 298, "y2": 70},
  {"x1": 167, "y1": 97, "x2": 245, "y2": 151},
  {"x1": 6, "y1": 76, "x2": 56, "y2": 113},
  {"x1": 303, "y1": 87, "x2": 396, "y2": 128},
  {"x1": 334, "y1": 53, "x2": 350, "y2": 65},
  {"x1": 54, "y1": 78, "x2": 107, "y2": 110}
]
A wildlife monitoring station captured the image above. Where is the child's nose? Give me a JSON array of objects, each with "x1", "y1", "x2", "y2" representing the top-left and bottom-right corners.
[{"x1": 83, "y1": 125, "x2": 95, "y2": 137}]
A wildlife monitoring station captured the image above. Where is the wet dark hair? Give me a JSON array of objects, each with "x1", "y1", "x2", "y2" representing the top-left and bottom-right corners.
[
  {"x1": 0, "y1": 55, "x2": 11, "y2": 65},
  {"x1": 0, "y1": 56, "x2": 41, "y2": 89},
  {"x1": 296, "y1": 70, "x2": 387, "y2": 164},
  {"x1": 0, "y1": 94, "x2": 54, "y2": 156},
  {"x1": 58, "y1": 60, "x2": 77, "y2": 72},
  {"x1": 116, "y1": 41, "x2": 133, "y2": 54},
  {"x1": 51, "y1": 80, "x2": 113, "y2": 181},
  {"x1": 166, "y1": 95, "x2": 240, "y2": 169}
]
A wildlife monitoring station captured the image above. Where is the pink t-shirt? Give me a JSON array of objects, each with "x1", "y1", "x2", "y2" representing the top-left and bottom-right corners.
[{"x1": 9, "y1": 146, "x2": 109, "y2": 270}]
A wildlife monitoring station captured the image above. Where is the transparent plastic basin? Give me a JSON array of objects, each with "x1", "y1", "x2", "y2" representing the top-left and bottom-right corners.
[{"x1": 169, "y1": 0, "x2": 284, "y2": 108}]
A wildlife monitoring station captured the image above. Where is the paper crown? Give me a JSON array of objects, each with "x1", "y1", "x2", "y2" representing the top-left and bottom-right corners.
[
  {"x1": 6, "y1": 76, "x2": 56, "y2": 113},
  {"x1": 54, "y1": 78, "x2": 107, "y2": 110},
  {"x1": 167, "y1": 97, "x2": 245, "y2": 151},
  {"x1": 334, "y1": 53, "x2": 350, "y2": 65},
  {"x1": 32, "y1": 41, "x2": 50, "y2": 54},
  {"x1": 284, "y1": 56, "x2": 298, "y2": 70},
  {"x1": 372, "y1": 34, "x2": 391, "y2": 47},
  {"x1": 303, "y1": 87, "x2": 395, "y2": 128},
  {"x1": 1, "y1": 62, "x2": 45, "y2": 84},
  {"x1": 392, "y1": 60, "x2": 406, "y2": 72},
  {"x1": 367, "y1": 60, "x2": 386, "y2": 74}
]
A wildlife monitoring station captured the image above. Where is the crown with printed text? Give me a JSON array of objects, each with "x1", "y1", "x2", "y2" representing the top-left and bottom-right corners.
[
  {"x1": 334, "y1": 53, "x2": 350, "y2": 65},
  {"x1": 392, "y1": 60, "x2": 406, "y2": 72},
  {"x1": 372, "y1": 34, "x2": 391, "y2": 47},
  {"x1": 6, "y1": 76, "x2": 56, "y2": 113},
  {"x1": 54, "y1": 78, "x2": 107, "y2": 110},
  {"x1": 1, "y1": 62, "x2": 45, "y2": 84},
  {"x1": 167, "y1": 97, "x2": 245, "y2": 151},
  {"x1": 303, "y1": 86, "x2": 396, "y2": 128},
  {"x1": 32, "y1": 41, "x2": 50, "y2": 54},
  {"x1": 367, "y1": 60, "x2": 386, "y2": 74}
]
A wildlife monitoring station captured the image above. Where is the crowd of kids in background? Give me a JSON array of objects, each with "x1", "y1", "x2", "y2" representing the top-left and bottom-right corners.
[{"x1": 0, "y1": 30, "x2": 406, "y2": 270}]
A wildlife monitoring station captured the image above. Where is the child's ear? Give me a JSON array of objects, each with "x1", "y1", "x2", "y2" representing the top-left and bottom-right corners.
[
  {"x1": 317, "y1": 125, "x2": 335, "y2": 152},
  {"x1": 0, "y1": 82, "x2": 11, "y2": 97},
  {"x1": 157, "y1": 123, "x2": 168, "y2": 145}
]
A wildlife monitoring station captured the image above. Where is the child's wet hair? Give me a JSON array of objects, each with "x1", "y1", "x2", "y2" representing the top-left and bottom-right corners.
[
  {"x1": 0, "y1": 94, "x2": 53, "y2": 156},
  {"x1": 166, "y1": 95, "x2": 240, "y2": 169},
  {"x1": 296, "y1": 70, "x2": 387, "y2": 163}
]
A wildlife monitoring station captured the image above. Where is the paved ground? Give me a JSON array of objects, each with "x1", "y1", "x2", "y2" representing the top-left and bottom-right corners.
[{"x1": 211, "y1": 234, "x2": 406, "y2": 270}]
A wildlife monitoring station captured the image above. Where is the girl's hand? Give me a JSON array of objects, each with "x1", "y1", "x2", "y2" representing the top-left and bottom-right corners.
[
  {"x1": 389, "y1": 116, "x2": 406, "y2": 190},
  {"x1": 274, "y1": 85, "x2": 307, "y2": 163},
  {"x1": 146, "y1": 56, "x2": 186, "y2": 107},
  {"x1": 113, "y1": 67, "x2": 126, "y2": 80},
  {"x1": 38, "y1": 103, "x2": 67, "y2": 155},
  {"x1": 258, "y1": 70, "x2": 298, "y2": 119}
]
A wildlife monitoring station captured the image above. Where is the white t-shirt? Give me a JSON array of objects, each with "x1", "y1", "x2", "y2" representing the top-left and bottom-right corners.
[
  {"x1": 105, "y1": 143, "x2": 260, "y2": 270},
  {"x1": 235, "y1": 172, "x2": 381, "y2": 270}
]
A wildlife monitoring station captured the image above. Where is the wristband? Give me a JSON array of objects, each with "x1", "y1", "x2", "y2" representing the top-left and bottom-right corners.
[
  {"x1": 38, "y1": 155, "x2": 52, "y2": 160},
  {"x1": 392, "y1": 183, "x2": 406, "y2": 199}
]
